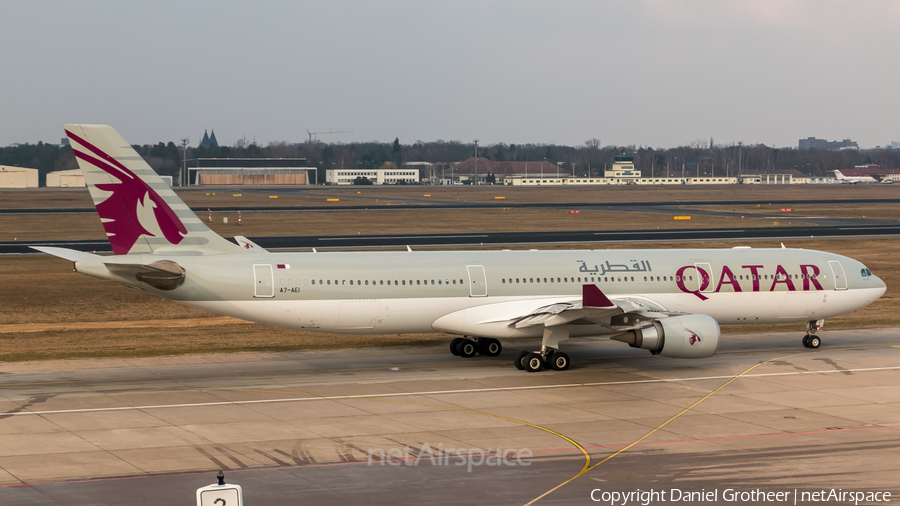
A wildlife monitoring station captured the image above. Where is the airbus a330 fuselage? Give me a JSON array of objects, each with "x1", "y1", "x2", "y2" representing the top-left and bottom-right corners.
[{"x1": 36, "y1": 125, "x2": 886, "y2": 372}]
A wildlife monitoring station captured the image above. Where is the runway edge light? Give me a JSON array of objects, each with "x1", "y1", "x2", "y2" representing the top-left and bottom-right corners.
[{"x1": 197, "y1": 471, "x2": 243, "y2": 506}]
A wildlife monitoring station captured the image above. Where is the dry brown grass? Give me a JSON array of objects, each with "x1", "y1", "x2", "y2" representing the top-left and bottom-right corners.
[
  {"x1": 2, "y1": 183, "x2": 899, "y2": 209},
  {"x1": 686, "y1": 203, "x2": 900, "y2": 221},
  {"x1": 0, "y1": 208, "x2": 808, "y2": 242}
]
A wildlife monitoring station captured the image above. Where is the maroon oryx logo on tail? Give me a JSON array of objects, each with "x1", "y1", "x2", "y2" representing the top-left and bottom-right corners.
[
  {"x1": 686, "y1": 328, "x2": 701, "y2": 345},
  {"x1": 66, "y1": 129, "x2": 187, "y2": 255}
]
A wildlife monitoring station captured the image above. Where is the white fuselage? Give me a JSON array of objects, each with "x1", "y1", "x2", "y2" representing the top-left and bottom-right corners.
[{"x1": 79, "y1": 247, "x2": 886, "y2": 340}]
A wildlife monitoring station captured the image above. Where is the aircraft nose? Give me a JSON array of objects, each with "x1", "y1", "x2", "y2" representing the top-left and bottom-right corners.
[{"x1": 876, "y1": 275, "x2": 887, "y2": 293}]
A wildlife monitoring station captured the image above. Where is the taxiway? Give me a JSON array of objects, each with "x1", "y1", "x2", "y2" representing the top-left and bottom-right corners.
[{"x1": 1, "y1": 329, "x2": 899, "y2": 504}]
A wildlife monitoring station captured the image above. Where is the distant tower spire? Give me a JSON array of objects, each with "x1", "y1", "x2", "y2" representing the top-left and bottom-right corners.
[
  {"x1": 209, "y1": 129, "x2": 218, "y2": 147},
  {"x1": 200, "y1": 130, "x2": 211, "y2": 148}
]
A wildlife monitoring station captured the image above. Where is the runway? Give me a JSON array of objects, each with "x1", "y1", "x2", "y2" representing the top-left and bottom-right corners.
[{"x1": 1, "y1": 329, "x2": 899, "y2": 505}]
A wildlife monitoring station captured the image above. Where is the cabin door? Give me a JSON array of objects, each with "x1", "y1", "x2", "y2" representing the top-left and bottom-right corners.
[
  {"x1": 694, "y1": 263, "x2": 714, "y2": 293},
  {"x1": 467, "y1": 265, "x2": 487, "y2": 297},
  {"x1": 828, "y1": 261, "x2": 848, "y2": 290},
  {"x1": 253, "y1": 264, "x2": 274, "y2": 298}
]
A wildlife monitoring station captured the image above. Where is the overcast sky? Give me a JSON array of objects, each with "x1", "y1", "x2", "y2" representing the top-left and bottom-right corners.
[{"x1": 3, "y1": 0, "x2": 899, "y2": 149}]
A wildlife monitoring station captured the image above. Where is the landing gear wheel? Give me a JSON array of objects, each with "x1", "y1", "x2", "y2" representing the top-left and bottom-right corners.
[
  {"x1": 808, "y1": 335, "x2": 821, "y2": 349},
  {"x1": 450, "y1": 337, "x2": 464, "y2": 356},
  {"x1": 456, "y1": 338, "x2": 477, "y2": 358},
  {"x1": 549, "y1": 351, "x2": 570, "y2": 371},
  {"x1": 523, "y1": 352, "x2": 544, "y2": 373},
  {"x1": 514, "y1": 350, "x2": 529, "y2": 370},
  {"x1": 802, "y1": 335, "x2": 810, "y2": 348},
  {"x1": 479, "y1": 338, "x2": 502, "y2": 357}
]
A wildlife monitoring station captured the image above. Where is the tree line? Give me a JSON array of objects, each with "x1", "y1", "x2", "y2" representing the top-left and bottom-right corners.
[{"x1": 3, "y1": 137, "x2": 899, "y2": 184}]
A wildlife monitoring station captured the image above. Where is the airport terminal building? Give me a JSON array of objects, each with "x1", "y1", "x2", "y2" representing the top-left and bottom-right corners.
[
  {"x1": 505, "y1": 156, "x2": 737, "y2": 185},
  {"x1": 326, "y1": 168, "x2": 419, "y2": 185}
]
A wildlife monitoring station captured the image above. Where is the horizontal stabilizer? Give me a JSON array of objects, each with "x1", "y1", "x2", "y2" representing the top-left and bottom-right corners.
[{"x1": 31, "y1": 246, "x2": 100, "y2": 262}]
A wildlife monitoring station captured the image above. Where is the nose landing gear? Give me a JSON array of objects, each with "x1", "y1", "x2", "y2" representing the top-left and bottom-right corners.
[{"x1": 803, "y1": 320, "x2": 824, "y2": 349}]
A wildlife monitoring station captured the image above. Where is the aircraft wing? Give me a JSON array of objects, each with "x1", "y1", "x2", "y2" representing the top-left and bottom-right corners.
[{"x1": 511, "y1": 285, "x2": 680, "y2": 331}]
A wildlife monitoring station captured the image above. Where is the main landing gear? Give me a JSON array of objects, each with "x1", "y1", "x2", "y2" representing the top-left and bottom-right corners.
[
  {"x1": 802, "y1": 319, "x2": 824, "y2": 349},
  {"x1": 513, "y1": 325, "x2": 572, "y2": 372},
  {"x1": 450, "y1": 337, "x2": 502, "y2": 358},
  {"x1": 514, "y1": 347, "x2": 570, "y2": 372}
]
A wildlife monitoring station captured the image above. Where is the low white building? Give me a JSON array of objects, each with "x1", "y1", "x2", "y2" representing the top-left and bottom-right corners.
[
  {"x1": 46, "y1": 169, "x2": 86, "y2": 187},
  {"x1": 0, "y1": 165, "x2": 39, "y2": 188},
  {"x1": 326, "y1": 168, "x2": 419, "y2": 185},
  {"x1": 506, "y1": 175, "x2": 738, "y2": 186}
]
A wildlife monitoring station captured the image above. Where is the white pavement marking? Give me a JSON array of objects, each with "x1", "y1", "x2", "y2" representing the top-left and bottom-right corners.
[{"x1": 8, "y1": 365, "x2": 900, "y2": 417}]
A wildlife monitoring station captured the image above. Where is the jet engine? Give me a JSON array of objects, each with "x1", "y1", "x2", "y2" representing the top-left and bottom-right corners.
[{"x1": 612, "y1": 314, "x2": 720, "y2": 359}]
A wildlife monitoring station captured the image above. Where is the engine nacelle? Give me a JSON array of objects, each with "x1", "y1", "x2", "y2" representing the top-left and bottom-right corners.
[{"x1": 612, "y1": 314, "x2": 720, "y2": 359}]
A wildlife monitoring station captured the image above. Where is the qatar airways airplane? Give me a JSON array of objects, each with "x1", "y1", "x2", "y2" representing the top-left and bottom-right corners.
[{"x1": 35, "y1": 125, "x2": 886, "y2": 372}]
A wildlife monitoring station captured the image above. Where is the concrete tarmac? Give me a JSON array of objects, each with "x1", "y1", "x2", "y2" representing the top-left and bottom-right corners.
[{"x1": 1, "y1": 329, "x2": 900, "y2": 505}]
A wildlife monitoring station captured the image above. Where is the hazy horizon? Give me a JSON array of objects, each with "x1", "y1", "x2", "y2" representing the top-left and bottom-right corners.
[{"x1": 3, "y1": 1, "x2": 899, "y2": 149}]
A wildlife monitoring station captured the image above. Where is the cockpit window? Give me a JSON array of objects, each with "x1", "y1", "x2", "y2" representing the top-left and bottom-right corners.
[{"x1": 861, "y1": 268, "x2": 872, "y2": 277}]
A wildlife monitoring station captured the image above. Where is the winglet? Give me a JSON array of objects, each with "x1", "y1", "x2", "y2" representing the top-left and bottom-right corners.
[{"x1": 583, "y1": 284, "x2": 615, "y2": 308}]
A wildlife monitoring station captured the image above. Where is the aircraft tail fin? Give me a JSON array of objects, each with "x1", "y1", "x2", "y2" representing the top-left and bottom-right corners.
[
  {"x1": 832, "y1": 169, "x2": 845, "y2": 179},
  {"x1": 64, "y1": 124, "x2": 243, "y2": 255}
]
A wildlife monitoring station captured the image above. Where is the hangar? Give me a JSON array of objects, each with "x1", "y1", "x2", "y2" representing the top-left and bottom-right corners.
[
  {"x1": 46, "y1": 169, "x2": 86, "y2": 187},
  {"x1": 0, "y1": 165, "x2": 39, "y2": 188},
  {"x1": 188, "y1": 158, "x2": 313, "y2": 185}
]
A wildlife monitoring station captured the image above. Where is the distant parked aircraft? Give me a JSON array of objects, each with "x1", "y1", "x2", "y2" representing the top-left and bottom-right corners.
[
  {"x1": 833, "y1": 169, "x2": 878, "y2": 184},
  {"x1": 35, "y1": 125, "x2": 886, "y2": 372}
]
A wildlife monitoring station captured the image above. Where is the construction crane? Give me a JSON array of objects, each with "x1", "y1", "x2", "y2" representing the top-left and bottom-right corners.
[{"x1": 306, "y1": 129, "x2": 352, "y2": 143}]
